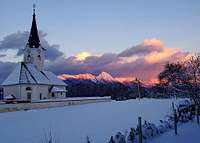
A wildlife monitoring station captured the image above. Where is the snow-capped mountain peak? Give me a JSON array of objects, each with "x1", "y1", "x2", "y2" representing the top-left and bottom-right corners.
[
  {"x1": 58, "y1": 73, "x2": 96, "y2": 80},
  {"x1": 96, "y1": 71, "x2": 116, "y2": 82},
  {"x1": 58, "y1": 72, "x2": 137, "y2": 84}
]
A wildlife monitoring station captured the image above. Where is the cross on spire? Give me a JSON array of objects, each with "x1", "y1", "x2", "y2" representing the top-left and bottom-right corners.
[
  {"x1": 27, "y1": 4, "x2": 40, "y2": 48},
  {"x1": 33, "y1": 3, "x2": 36, "y2": 14}
]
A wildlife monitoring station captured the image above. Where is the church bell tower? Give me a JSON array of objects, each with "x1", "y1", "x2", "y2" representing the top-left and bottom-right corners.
[{"x1": 24, "y1": 4, "x2": 45, "y2": 71}]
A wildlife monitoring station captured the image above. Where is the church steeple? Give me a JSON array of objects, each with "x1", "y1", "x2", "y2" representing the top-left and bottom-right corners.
[
  {"x1": 24, "y1": 4, "x2": 45, "y2": 71},
  {"x1": 28, "y1": 4, "x2": 40, "y2": 48}
]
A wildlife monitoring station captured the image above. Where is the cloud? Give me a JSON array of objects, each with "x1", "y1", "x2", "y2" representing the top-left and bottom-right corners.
[
  {"x1": 0, "y1": 31, "x2": 28, "y2": 51},
  {"x1": 0, "y1": 62, "x2": 16, "y2": 83},
  {"x1": 46, "y1": 53, "x2": 118, "y2": 75},
  {"x1": 0, "y1": 37, "x2": 191, "y2": 82},
  {"x1": 0, "y1": 31, "x2": 64, "y2": 61},
  {"x1": 75, "y1": 52, "x2": 91, "y2": 61},
  {"x1": 118, "y1": 39, "x2": 164, "y2": 57},
  {"x1": 144, "y1": 47, "x2": 179, "y2": 64},
  {"x1": 47, "y1": 39, "x2": 191, "y2": 81}
]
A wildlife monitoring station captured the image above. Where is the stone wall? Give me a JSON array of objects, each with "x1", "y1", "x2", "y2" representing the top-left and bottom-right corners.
[{"x1": 0, "y1": 97, "x2": 111, "y2": 113}]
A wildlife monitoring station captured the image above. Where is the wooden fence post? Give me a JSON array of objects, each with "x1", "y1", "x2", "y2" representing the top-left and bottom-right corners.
[
  {"x1": 174, "y1": 109, "x2": 178, "y2": 135},
  {"x1": 138, "y1": 116, "x2": 142, "y2": 143},
  {"x1": 196, "y1": 105, "x2": 199, "y2": 125},
  {"x1": 172, "y1": 102, "x2": 175, "y2": 110}
]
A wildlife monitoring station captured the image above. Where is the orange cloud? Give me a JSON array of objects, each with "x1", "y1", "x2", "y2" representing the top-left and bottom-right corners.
[
  {"x1": 143, "y1": 39, "x2": 163, "y2": 47},
  {"x1": 48, "y1": 39, "x2": 192, "y2": 81},
  {"x1": 144, "y1": 48, "x2": 179, "y2": 64}
]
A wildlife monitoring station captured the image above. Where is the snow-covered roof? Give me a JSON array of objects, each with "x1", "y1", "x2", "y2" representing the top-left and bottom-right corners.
[
  {"x1": 51, "y1": 86, "x2": 67, "y2": 92},
  {"x1": 1, "y1": 62, "x2": 67, "y2": 86},
  {"x1": 4, "y1": 94, "x2": 15, "y2": 100},
  {"x1": 43, "y1": 71, "x2": 66, "y2": 86},
  {"x1": 1, "y1": 64, "x2": 22, "y2": 85}
]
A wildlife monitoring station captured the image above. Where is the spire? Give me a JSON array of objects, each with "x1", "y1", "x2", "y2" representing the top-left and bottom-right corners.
[{"x1": 28, "y1": 4, "x2": 40, "y2": 48}]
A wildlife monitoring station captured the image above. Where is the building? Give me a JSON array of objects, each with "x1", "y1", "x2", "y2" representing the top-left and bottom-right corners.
[{"x1": 1, "y1": 6, "x2": 67, "y2": 101}]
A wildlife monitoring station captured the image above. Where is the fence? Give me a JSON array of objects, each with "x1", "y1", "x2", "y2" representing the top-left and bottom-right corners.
[{"x1": 105, "y1": 99, "x2": 199, "y2": 143}]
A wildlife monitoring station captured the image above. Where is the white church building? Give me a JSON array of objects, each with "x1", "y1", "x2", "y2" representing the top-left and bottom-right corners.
[{"x1": 1, "y1": 6, "x2": 67, "y2": 101}]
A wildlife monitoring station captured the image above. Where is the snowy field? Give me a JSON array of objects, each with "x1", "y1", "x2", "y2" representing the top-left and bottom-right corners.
[
  {"x1": 149, "y1": 122, "x2": 200, "y2": 143},
  {"x1": 0, "y1": 98, "x2": 182, "y2": 143}
]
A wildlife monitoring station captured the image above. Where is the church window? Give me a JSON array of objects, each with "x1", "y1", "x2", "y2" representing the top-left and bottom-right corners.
[
  {"x1": 52, "y1": 93, "x2": 55, "y2": 97},
  {"x1": 27, "y1": 55, "x2": 31, "y2": 61},
  {"x1": 26, "y1": 87, "x2": 32, "y2": 91},
  {"x1": 38, "y1": 55, "x2": 41, "y2": 60},
  {"x1": 40, "y1": 93, "x2": 42, "y2": 100}
]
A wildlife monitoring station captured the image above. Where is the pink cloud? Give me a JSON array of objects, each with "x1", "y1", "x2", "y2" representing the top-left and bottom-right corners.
[
  {"x1": 48, "y1": 39, "x2": 191, "y2": 81},
  {"x1": 143, "y1": 39, "x2": 163, "y2": 47}
]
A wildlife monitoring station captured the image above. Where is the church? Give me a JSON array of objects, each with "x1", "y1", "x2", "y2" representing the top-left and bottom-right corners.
[{"x1": 1, "y1": 6, "x2": 67, "y2": 101}]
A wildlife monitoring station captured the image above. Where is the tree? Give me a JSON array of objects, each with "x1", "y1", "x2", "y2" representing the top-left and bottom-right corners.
[
  {"x1": 158, "y1": 54, "x2": 200, "y2": 105},
  {"x1": 159, "y1": 62, "x2": 188, "y2": 97},
  {"x1": 185, "y1": 55, "x2": 200, "y2": 104}
]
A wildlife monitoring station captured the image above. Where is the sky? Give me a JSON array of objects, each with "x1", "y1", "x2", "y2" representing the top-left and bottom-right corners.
[{"x1": 0, "y1": 0, "x2": 199, "y2": 82}]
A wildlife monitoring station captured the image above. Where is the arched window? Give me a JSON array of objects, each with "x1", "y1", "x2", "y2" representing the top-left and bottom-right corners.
[
  {"x1": 26, "y1": 87, "x2": 32, "y2": 91},
  {"x1": 38, "y1": 55, "x2": 41, "y2": 61},
  {"x1": 27, "y1": 55, "x2": 31, "y2": 61}
]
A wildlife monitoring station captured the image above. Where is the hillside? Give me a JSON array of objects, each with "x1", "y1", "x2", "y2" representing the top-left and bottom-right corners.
[{"x1": 58, "y1": 72, "x2": 149, "y2": 98}]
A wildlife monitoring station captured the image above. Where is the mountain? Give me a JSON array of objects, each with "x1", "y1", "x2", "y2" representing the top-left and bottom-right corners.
[
  {"x1": 58, "y1": 72, "x2": 134, "y2": 84},
  {"x1": 96, "y1": 71, "x2": 117, "y2": 83},
  {"x1": 115, "y1": 77, "x2": 136, "y2": 85},
  {"x1": 58, "y1": 71, "x2": 157, "y2": 87},
  {"x1": 58, "y1": 73, "x2": 96, "y2": 81},
  {"x1": 57, "y1": 72, "x2": 151, "y2": 99},
  {"x1": 58, "y1": 72, "x2": 129, "y2": 97}
]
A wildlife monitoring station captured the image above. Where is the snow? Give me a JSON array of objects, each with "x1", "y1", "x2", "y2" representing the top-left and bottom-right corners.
[
  {"x1": 59, "y1": 72, "x2": 119, "y2": 83},
  {"x1": 0, "y1": 98, "x2": 183, "y2": 143},
  {"x1": 1, "y1": 64, "x2": 21, "y2": 85},
  {"x1": 149, "y1": 122, "x2": 200, "y2": 143},
  {"x1": 43, "y1": 71, "x2": 66, "y2": 86},
  {"x1": 51, "y1": 86, "x2": 67, "y2": 92},
  {"x1": 3, "y1": 94, "x2": 15, "y2": 100},
  {"x1": 35, "y1": 96, "x2": 111, "y2": 102},
  {"x1": 1, "y1": 63, "x2": 66, "y2": 86},
  {"x1": 20, "y1": 64, "x2": 36, "y2": 84},
  {"x1": 96, "y1": 71, "x2": 116, "y2": 82},
  {"x1": 26, "y1": 64, "x2": 51, "y2": 85}
]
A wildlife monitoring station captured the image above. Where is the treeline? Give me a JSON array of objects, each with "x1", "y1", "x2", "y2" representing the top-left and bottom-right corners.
[
  {"x1": 64, "y1": 79, "x2": 128, "y2": 98},
  {"x1": 64, "y1": 78, "x2": 148, "y2": 100},
  {"x1": 149, "y1": 55, "x2": 200, "y2": 104}
]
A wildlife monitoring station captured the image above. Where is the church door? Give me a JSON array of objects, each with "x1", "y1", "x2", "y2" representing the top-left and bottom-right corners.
[{"x1": 27, "y1": 92, "x2": 31, "y2": 100}]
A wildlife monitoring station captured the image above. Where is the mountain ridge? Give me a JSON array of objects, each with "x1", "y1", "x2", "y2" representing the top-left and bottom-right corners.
[
  {"x1": 58, "y1": 71, "x2": 135, "y2": 84},
  {"x1": 58, "y1": 71, "x2": 157, "y2": 87}
]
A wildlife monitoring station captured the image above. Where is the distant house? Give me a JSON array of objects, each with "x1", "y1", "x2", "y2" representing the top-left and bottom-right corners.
[{"x1": 1, "y1": 6, "x2": 67, "y2": 102}]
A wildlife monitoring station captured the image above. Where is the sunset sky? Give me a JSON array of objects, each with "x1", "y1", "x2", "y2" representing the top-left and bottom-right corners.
[{"x1": 0, "y1": 0, "x2": 199, "y2": 82}]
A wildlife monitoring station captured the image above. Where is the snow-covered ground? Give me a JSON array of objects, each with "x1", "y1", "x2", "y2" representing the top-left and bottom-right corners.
[
  {"x1": 0, "y1": 98, "x2": 185, "y2": 143},
  {"x1": 149, "y1": 121, "x2": 200, "y2": 143}
]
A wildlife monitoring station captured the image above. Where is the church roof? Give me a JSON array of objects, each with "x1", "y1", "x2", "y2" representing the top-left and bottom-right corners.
[
  {"x1": 27, "y1": 5, "x2": 40, "y2": 48},
  {"x1": 1, "y1": 63, "x2": 67, "y2": 86},
  {"x1": 51, "y1": 86, "x2": 67, "y2": 92}
]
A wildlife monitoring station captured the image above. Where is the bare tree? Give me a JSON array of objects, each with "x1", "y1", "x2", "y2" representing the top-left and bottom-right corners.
[
  {"x1": 186, "y1": 55, "x2": 200, "y2": 105},
  {"x1": 158, "y1": 54, "x2": 200, "y2": 105},
  {"x1": 159, "y1": 62, "x2": 188, "y2": 96}
]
